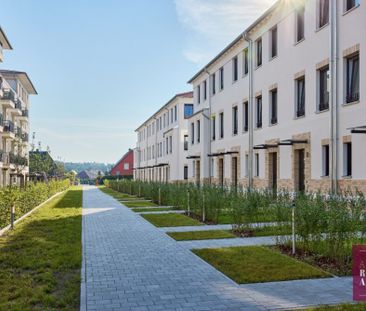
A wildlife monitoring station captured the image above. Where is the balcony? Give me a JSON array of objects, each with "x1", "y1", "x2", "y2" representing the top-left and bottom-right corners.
[
  {"x1": 10, "y1": 99, "x2": 22, "y2": 116},
  {"x1": 17, "y1": 108, "x2": 29, "y2": 122},
  {"x1": 22, "y1": 132, "x2": 29, "y2": 142},
  {"x1": 15, "y1": 127, "x2": 22, "y2": 139},
  {"x1": 9, "y1": 153, "x2": 28, "y2": 167},
  {"x1": 2, "y1": 120, "x2": 15, "y2": 139},
  {"x1": 0, "y1": 151, "x2": 10, "y2": 166},
  {"x1": 0, "y1": 113, "x2": 3, "y2": 128},
  {"x1": 0, "y1": 88, "x2": 16, "y2": 109}
]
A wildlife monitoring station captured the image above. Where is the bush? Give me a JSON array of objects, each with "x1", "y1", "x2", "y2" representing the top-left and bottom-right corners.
[{"x1": 0, "y1": 179, "x2": 70, "y2": 229}]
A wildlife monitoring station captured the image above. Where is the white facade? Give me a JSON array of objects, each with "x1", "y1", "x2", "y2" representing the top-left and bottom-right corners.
[
  {"x1": 134, "y1": 92, "x2": 193, "y2": 182},
  {"x1": 0, "y1": 28, "x2": 37, "y2": 187},
  {"x1": 187, "y1": 0, "x2": 365, "y2": 193}
]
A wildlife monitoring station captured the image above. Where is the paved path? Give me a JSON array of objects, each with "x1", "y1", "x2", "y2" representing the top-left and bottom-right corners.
[{"x1": 82, "y1": 186, "x2": 353, "y2": 311}]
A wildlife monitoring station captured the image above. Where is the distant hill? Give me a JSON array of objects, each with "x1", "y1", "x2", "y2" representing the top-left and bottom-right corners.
[{"x1": 64, "y1": 162, "x2": 113, "y2": 174}]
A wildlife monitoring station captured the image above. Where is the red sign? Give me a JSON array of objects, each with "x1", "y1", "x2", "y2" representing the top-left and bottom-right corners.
[{"x1": 353, "y1": 245, "x2": 366, "y2": 301}]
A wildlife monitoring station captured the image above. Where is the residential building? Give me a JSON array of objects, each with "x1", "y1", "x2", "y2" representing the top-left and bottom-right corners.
[
  {"x1": 0, "y1": 27, "x2": 37, "y2": 187},
  {"x1": 134, "y1": 92, "x2": 193, "y2": 182},
  {"x1": 186, "y1": 0, "x2": 364, "y2": 193},
  {"x1": 110, "y1": 149, "x2": 134, "y2": 178}
]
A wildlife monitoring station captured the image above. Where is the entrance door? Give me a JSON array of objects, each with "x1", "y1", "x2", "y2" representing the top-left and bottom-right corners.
[
  {"x1": 218, "y1": 158, "x2": 224, "y2": 187},
  {"x1": 232, "y1": 157, "x2": 238, "y2": 188},
  {"x1": 269, "y1": 152, "x2": 277, "y2": 190},
  {"x1": 296, "y1": 149, "x2": 305, "y2": 192}
]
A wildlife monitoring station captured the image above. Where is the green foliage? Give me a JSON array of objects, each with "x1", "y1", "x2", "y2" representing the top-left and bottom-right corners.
[
  {"x1": 63, "y1": 162, "x2": 112, "y2": 174},
  {"x1": 0, "y1": 180, "x2": 70, "y2": 229}
]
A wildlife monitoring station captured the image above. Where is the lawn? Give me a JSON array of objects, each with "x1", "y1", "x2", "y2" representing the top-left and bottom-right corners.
[
  {"x1": 193, "y1": 246, "x2": 331, "y2": 284},
  {"x1": 307, "y1": 304, "x2": 366, "y2": 310},
  {"x1": 123, "y1": 200, "x2": 158, "y2": 208},
  {"x1": 233, "y1": 225, "x2": 292, "y2": 237},
  {"x1": 0, "y1": 187, "x2": 82, "y2": 310},
  {"x1": 132, "y1": 207, "x2": 173, "y2": 213},
  {"x1": 167, "y1": 230, "x2": 236, "y2": 241},
  {"x1": 99, "y1": 186, "x2": 141, "y2": 201},
  {"x1": 142, "y1": 213, "x2": 202, "y2": 227}
]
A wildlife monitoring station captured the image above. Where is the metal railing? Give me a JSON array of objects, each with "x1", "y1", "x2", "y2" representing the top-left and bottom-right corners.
[
  {"x1": 1, "y1": 88, "x2": 16, "y2": 102},
  {"x1": 3, "y1": 120, "x2": 14, "y2": 133},
  {"x1": 15, "y1": 99, "x2": 22, "y2": 110},
  {"x1": 16, "y1": 127, "x2": 22, "y2": 138},
  {"x1": 9, "y1": 153, "x2": 28, "y2": 166},
  {"x1": 22, "y1": 109, "x2": 29, "y2": 117},
  {"x1": 22, "y1": 133, "x2": 29, "y2": 142},
  {"x1": 0, "y1": 113, "x2": 3, "y2": 126}
]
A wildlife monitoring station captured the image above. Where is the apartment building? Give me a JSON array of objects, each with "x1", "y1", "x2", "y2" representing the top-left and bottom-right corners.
[
  {"x1": 134, "y1": 92, "x2": 193, "y2": 182},
  {"x1": 0, "y1": 27, "x2": 37, "y2": 187},
  {"x1": 187, "y1": 0, "x2": 364, "y2": 193}
]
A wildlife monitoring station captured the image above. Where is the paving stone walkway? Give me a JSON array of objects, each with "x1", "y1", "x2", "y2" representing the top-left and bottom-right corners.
[{"x1": 81, "y1": 186, "x2": 353, "y2": 311}]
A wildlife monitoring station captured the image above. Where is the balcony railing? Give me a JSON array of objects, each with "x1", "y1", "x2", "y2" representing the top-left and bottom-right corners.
[
  {"x1": 0, "y1": 113, "x2": 3, "y2": 126},
  {"x1": 22, "y1": 133, "x2": 29, "y2": 142},
  {"x1": 15, "y1": 99, "x2": 22, "y2": 110},
  {"x1": 9, "y1": 153, "x2": 28, "y2": 166},
  {"x1": 22, "y1": 109, "x2": 29, "y2": 117},
  {"x1": 3, "y1": 120, "x2": 15, "y2": 133},
  {"x1": 0, "y1": 151, "x2": 10, "y2": 165},
  {"x1": 1, "y1": 88, "x2": 16, "y2": 102},
  {"x1": 16, "y1": 127, "x2": 22, "y2": 138}
]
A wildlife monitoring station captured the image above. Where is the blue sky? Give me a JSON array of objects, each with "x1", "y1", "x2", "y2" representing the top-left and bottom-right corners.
[{"x1": 0, "y1": 0, "x2": 275, "y2": 164}]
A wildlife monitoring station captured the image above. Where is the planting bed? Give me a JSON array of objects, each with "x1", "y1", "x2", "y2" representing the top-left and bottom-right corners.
[
  {"x1": 132, "y1": 207, "x2": 173, "y2": 213},
  {"x1": 141, "y1": 213, "x2": 203, "y2": 227},
  {"x1": 167, "y1": 230, "x2": 236, "y2": 241},
  {"x1": 123, "y1": 200, "x2": 158, "y2": 208}
]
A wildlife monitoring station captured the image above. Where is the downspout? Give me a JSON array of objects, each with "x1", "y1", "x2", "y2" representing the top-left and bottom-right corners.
[
  {"x1": 330, "y1": 0, "x2": 339, "y2": 194},
  {"x1": 204, "y1": 68, "x2": 212, "y2": 184},
  {"x1": 243, "y1": 32, "x2": 254, "y2": 190}
]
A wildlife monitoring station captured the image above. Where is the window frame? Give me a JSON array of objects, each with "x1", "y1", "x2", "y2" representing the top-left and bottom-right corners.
[
  {"x1": 256, "y1": 95, "x2": 263, "y2": 129},
  {"x1": 270, "y1": 88, "x2": 278, "y2": 125},
  {"x1": 322, "y1": 144, "x2": 330, "y2": 177},
  {"x1": 343, "y1": 142, "x2": 352, "y2": 177},
  {"x1": 219, "y1": 67, "x2": 224, "y2": 90},
  {"x1": 318, "y1": 65, "x2": 330, "y2": 112},
  {"x1": 219, "y1": 112, "x2": 224, "y2": 139},
  {"x1": 295, "y1": 5, "x2": 305, "y2": 43},
  {"x1": 270, "y1": 26, "x2": 278, "y2": 59},
  {"x1": 256, "y1": 38, "x2": 263, "y2": 68},
  {"x1": 295, "y1": 76, "x2": 306, "y2": 118},
  {"x1": 232, "y1": 56, "x2": 238, "y2": 82},
  {"x1": 232, "y1": 106, "x2": 238, "y2": 135},
  {"x1": 243, "y1": 48, "x2": 249, "y2": 76},
  {"x1": 345, "y1": 52, "x2": 360, "y2": 104},
  {"x1": 317, "y1": 0, "x2": 330, "y2": 30}
]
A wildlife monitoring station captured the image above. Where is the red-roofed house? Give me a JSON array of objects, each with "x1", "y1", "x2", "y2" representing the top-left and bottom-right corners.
[{"x1": 110, "y1": 149, "x2": 134, "y2": 177}]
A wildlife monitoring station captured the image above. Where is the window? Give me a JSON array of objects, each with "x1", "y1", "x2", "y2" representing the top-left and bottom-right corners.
[
  {"x1": 219, "y1": 67, "x2": 224, "y2": 90},
  {"x1": 256, "y1": 38, "x2": 262, "y2": 67},
  {"x1": 270, "y1": 89, "x2": 278, "y2": 125},
  {"x1": 243, "y1": 101, "x2": 249, "y2": 132},
  {"x1": 212, "y1": 73, "x2": 216, "y2": 95},
  {"x1": 210, "y1": 158, "x2": 214, "y2": 177},
  {"x1": 197, "y1": 120, "x2": 200, "y2": 143},
  {"x1": 243, "y1": 48, "x2": 249, "y2": 75},
  {"x1": 219, "y1": 112, "x2": 224, "y2": 139},
  {"x1": 171, "y1": 108, "x2": 173, "y2": 123},
  {"x1": 184, "y1": 165, "x2": 188, "y2": 180},
  {"x1": 191, "y1": 123, "x2": 194, "y2": 144},
  {"x1": 212, "y1": 115, "x2": 216, "y2": 141},
  {"x1": 322, "y1": 144, "x2": 330, "y2": 176},
  {"x1": 166, "y1": 137, "x2": 169, "y2": 155},
  {"x1": 346, "y1": 53, "x2": 360, "y2": 103},
  {"x1": 256, "y1": 96, "x2": 262, "y2": 128},
  {"x1": 124, "y1": 163, "x2": 129, "y2": 170},
  {"x1": 233, "y1": 56, "x2": 238, "y2": 81},
  {"x1": 270, "y1": 26, "x2": 278, "y2": 58},
  {"x1": 203, "y1": 80, "x2": 207, "y2": 100},
  {"x1": 192, "y1": 161, "x2": 195, "y2": 177},
  {"x1": 169, "y1": 136, "x2": 172, "y2": 153},
  {"x1": 184, "y1": 104, "x2": 194, "y2": 118},
  {"x1": 296, "y1": 5, "x2": 305, "y2": 42},
  {"x1": 346, "y1": 0, "x2": 359, "y2": 11},
  {"x1": 318, "y1": 0, "x2": 329, "y2": 29},
  {"x1": 232, "y1": 106, "x2": 238, "y2": 135},
  {"x1": 245, "y1": 154, "x2": 249, "y2": 176},
  {"x1": 318, "y1": 66, "x2": 329, "y2": 111},
  {"x1": 197, "y1": 85, "x2": 201, "y2": 104},
  {"x1": 296, "y1": 76, "x2": 305, "y2": 117},
  {"x1": 255, "y1": 153, "x2": 260, "y2": 177},
  {"x1": 174, "y1": 105, "x2": 177, "y2": 121},
  {"x1": 343, "y1": 142, "x2": 352, "y2": 176},
  {"x1": 184, "y1": 135, "x2": 188, "y2": 151}
]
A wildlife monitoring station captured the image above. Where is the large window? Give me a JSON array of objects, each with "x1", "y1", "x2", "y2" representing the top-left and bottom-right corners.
[
  {"x1": 318, "y1": 66, "x2": 329, "y2": 111},
  {"x1": 270, "y1": 89, "x2": 278, "y2": 125},
  {"x1": 318, "y1": 0, "x2": 329, "y2": 28},
  {"x1": 212, "y1": 115, "x2": 216, "y2": 141},
  {"x1": 232, "y1": 106, "x2": 238, "y2": 135},
  {"x1": 270, "y1": 26, "x2": 278, "y2": 59},
  {"x1": 233, "y1": 56, "x2": 238, "y2": 82},
  {"x1": 296, "y1": 76, "x2": 305, "y2": 117},
  {"x1": 322, "y1": 144, "x2": 330, "y2": 177},
  {"x1": 219, "y1": 112, "x2": 224, "y2": 139},
  {"x1": 256, "y1": 96, "x2": 262, "y2": 128},
  {"x1": 211, "y1": 73, "x2": 216, "y2": 95},
  {"x1": 243, "y1": 48, "x2": 249, "y2": 75},
  {"x1": 197, "y1": 120, "x2": 200, "y2": 143},
  {"x1": 219, "y1": 67, "x2": 224, "y2": 90},
  {"x1": 256, "y1": 38, "x2": 262, "y2": 67},
  {"x1": 184, "y1": 104, "x2": 194, "y2": 118},
  {"x1": 346, "y1": 53, "x2": 360, "y2": 103},
  {"x1": 343, "y1": 142, "x2": 352, "y2": 177},
  {"x1": 243, "y1": 101, "x2": 248, "y2": 132},
  {"x1": 296, "y1": 5, "x2": 305, "y2": 42},
  {"x1": 191, "y1": 123, "x2": 194, "y2": 144},
  {"x1": 346, "y1": 0, "x2": 360, "y2": 11}
]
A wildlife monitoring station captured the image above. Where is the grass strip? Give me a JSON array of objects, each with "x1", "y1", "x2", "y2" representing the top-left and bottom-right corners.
[
  {"x1": 141, "y1": 213, "x2": 202, "y2": 227},
  {"x1": 193, "y1": 246, "x2": 331, "y2": 284},
  {"x1": 132, "y1": 207, "x2": 173, "y2": 213},
  {"x1": 99, "y1": 186, "x2": 142, "y2": 201},
  {"x1": 123, "y1": 201, "x2": 158, "y2": 208},
  {"x1": 307, "y1": 304, "x2": 366, "y2": 310},
  {"x1": 167, "y1": 230, "x2": 236, "y2": 241},
  {"x1": 0, "y1": 187, "x2": 82, "y2": 310}
]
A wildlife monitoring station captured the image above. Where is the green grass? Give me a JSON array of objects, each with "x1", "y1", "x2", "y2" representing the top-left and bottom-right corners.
[
  {"x1": 0, "y1": 187, "x2": 82, "y2": 310},
  {"x1": 167, "y1": 230, "x2": 236, "y2": 241},
  {"x1": 123, "y1": 201, "x2": 158, "y2": 208},
  {"x1": 99, "y1": 186, "x2": 142, "y2": 201},
  {"x1": 234, "y1": 225, "x2": 292, "y2": 237},
  {"x1": 132, "y1": 207, "x2": 173, "y2": 213},
  {"x1": 306, "y1": 304, "x2": 366, "y2": 310},
  {"x1": 142, "y1": 213, "x2": 203, "y2": 227},
  {"x1": 192, "y1": 246, "x2": 331, "y2": 284}
]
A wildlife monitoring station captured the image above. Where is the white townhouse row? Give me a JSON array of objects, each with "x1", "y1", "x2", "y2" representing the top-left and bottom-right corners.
[
  {"x1": 134, "y1": 92, "x2": 193, "y2": 182},
  {"x1": 0, "y1": 27, "x2": 37, "y2": 187},
  {"x1": 186, "y1": 0, "x2": 365, "y2": 193}
]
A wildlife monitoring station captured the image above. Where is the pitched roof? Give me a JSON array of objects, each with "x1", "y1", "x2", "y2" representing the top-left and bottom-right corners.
[
  {"x1": 0, "y1": 70, "x2": 37, "y2": 94},
  {"x1": 112, "y1": 149, "x2": 133, "y2": 170},
  {"x1": 0, "y1": 27, "x2": 12, "y2": 50}
]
